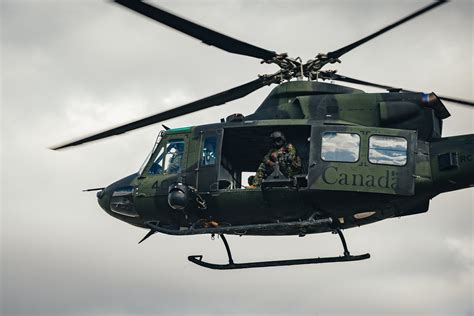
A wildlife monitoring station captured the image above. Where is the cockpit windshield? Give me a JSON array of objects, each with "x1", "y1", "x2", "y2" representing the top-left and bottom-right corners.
[
  {"x1": 148, "y1": 147, "x2": 165, "y2": 175},
  {"x1": 138, "y1": 131, "x2": 164, "y2": 175}
]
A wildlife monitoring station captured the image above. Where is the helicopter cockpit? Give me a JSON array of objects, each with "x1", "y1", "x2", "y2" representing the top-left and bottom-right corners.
[
  {"x1": 148, "y1": 140, "x2": 185, "y2": 175},
  {"x1": 139, "y1": 132, "x2": 187, "y2": 177}
]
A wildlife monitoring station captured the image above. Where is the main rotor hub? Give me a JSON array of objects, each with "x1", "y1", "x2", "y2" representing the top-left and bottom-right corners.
[{"x1": 262, "y1": 53, "x2": 343, "y2": 83}]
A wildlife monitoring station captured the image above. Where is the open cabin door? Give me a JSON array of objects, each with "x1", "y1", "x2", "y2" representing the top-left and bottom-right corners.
[
  {"x1": 219, "y1": 124, "x2": 312, "y2": 190},
  {"x1": 308, "y1": 126, "x2": 417, "y2": 196}
]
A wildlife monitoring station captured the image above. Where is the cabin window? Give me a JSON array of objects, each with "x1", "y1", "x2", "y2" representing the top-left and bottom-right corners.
[
  {"x1": 321, "y1": 132, "x2": 360, "y2": 162},
  {"x1": 369, "y1": 135, "x2": 407, "y2": 166},
  {"x1": 201, "y1": 136, "x2": 217, "y2": 166}
]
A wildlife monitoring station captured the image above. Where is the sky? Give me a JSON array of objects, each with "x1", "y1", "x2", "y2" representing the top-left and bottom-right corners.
[{"x1": 1, "y1": 0, "x2": 473, "y2": 315}]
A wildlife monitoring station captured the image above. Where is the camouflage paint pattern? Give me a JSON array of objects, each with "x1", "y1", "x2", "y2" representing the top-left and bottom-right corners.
[{"x1": 96, "y1": 81, "x2": 473, "y2": 236}]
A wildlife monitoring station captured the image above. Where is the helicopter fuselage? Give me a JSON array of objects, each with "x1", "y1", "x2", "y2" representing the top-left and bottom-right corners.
[{"x1": 96, "y1": 82, "x2": 474, "y2": 236}]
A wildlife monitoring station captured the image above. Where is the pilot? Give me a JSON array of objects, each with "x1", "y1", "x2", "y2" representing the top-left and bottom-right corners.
[
  {"x1": 166, "y1": 142, "x2": 184, "y2": 174},
  {"x1": 253, "y1": 131, "x2": 302, "y2": 187}
]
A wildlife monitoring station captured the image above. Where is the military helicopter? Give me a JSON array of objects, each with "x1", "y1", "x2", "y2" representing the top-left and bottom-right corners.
[{"x1": 53, "y1": 0, "x2": 473, "y2": 270}]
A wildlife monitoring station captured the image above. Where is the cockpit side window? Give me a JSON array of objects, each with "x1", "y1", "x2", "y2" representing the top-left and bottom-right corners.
[
  {"x1": 201, "y1": 136, "x2": 217, "y2": 166},
  {"x1": 321, "y1": 132, "x2": 360, "y2": 162},
  {"x1": 146, "y1": 138, "x2": 185, "y2": 175},
  {"x1": 369, "y1": 135, "x2": 407, "y2": 166},
  {"x1": 163, "y1": 139, "x2": 185, "y2": 174}
]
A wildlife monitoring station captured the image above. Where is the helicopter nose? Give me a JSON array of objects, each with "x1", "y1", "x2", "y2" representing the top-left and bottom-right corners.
[
  {"x1": 97, "y1": 173, "x2": 140, "y2": 218},
  {"x1": 97, "y1": 188, "x2": 110, "y2": 211}
]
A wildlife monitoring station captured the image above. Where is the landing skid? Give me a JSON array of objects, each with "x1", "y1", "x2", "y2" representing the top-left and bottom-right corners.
[{"x1": 188, "y1": 229, "x2": 370, "y2": 270}]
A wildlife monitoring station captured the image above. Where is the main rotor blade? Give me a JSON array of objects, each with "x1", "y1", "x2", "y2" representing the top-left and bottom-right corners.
[
  {"x1": 114, "y1": 0, "x2": 277, "y2": 61},
  {"x1": 326, "y1": 0, "x2": 447, "y2": 60},
  {"x1": 51, "y1": 76, "x2": 275, "y2": 150},
  {"x1": 323, "y1": 72, "x2": 474, "y2": 107},
  {"x1": 320, "y1": 72, "x2": 395, "y2": 90}
]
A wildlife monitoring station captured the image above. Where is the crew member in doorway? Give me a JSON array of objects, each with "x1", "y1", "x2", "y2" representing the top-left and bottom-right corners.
[{"x1": 253, "y1": 131, "x2": 302, "y2": 186}]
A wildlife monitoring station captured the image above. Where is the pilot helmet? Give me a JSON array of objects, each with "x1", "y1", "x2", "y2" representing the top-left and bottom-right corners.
[
  {"x1": 270, "y1": 131, "x2": 286, "y2": 147},
  {"x1": 170, "y1": 142, "x2": 184, "y2": 153}
]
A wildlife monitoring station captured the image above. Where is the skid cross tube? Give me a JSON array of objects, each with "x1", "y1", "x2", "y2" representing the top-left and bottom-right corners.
[{"x1": 188, "y1": 228, "x2": 370, "y2": 270}]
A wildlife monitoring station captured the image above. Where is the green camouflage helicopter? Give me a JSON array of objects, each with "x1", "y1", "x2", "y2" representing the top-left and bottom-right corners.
[{"x1": 53, "y1": 0, "x2": 473, "y2": 270}]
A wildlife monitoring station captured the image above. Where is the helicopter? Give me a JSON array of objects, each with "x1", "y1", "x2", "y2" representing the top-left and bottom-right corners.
[{"x1": 53, "y1": 0, "x2": 474, "y2": 270}]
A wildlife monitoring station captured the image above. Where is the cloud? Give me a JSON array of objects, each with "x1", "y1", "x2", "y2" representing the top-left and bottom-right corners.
[
  {"x1": 322, "y1": 132, "x2": 360, "y2": 162},
  {"x1": 1, "y1": 0, "x2": 472, "y2": 315}
]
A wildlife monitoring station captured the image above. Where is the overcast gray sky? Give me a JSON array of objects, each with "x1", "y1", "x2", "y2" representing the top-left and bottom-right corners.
[{"x1": 1, "y1": 0, "x2": 473, "y2": 315}]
